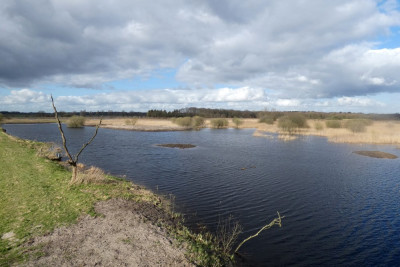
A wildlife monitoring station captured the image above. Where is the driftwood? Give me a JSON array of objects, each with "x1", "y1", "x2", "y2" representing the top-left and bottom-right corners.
[{"x1": 51, "y1": 95, "x2": 102, "y2": 184}]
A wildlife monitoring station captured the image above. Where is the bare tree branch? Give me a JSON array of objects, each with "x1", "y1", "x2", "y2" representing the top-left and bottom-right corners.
[
  {"x1": 74, "y1": 119, "x2": 102, "y2": 163},
  {"x1": 51, "y1": 95, "x2": 102, "y2": 184},
  {"x1": 51, "y1": 95, "x2": 74, "y2": 165}
]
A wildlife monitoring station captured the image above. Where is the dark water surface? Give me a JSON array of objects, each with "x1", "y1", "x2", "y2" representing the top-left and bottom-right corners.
[{"x1": 4, "y1": 124, "x2": 400, "y2": 266}]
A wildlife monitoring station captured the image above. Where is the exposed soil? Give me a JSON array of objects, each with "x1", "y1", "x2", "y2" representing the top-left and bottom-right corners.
[
  {"x1": 20, "y1": 199, "x2": 193, "y2": 267},
  {"x1": 353, "y1": 151, "x2": 398, "y2": 159},
  {"x1": 157, "y1": 144, "x2": 196, "y2": 149}
]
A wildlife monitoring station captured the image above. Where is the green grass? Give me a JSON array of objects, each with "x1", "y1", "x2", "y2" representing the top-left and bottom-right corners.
[{"x1": 0, "y1": 131, "x2": 147, "y2": 265}]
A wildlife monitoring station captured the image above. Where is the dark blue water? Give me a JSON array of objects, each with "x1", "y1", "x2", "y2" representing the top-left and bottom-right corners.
[{"x1": 4, "y1": 124, "x2": 400, "y2": 266}]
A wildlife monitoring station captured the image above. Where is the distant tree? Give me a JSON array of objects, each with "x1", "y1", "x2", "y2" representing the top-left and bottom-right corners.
[
  {"x1": 0, "y1": 113, "x2": 3, "y2": 124},
  {"x1": 51, "y1": 95, "x2": 102, "y2": 184}
]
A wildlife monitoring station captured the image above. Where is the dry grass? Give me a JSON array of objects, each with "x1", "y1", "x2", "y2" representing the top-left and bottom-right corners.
[
  {"x1": 92, "y1": 118, "x2": 400, "y2": 145},
  {"x1": 86, "y1": 118, "x2": 187, "y2": 131},
  {"x1": 6, "y1": 117, "x2": 400, "y2": 145},
  {"x1": 36, "y1": 142, "x2": 62, "y2": 160},
  {"x1": 3, "y1": 118, "x2": 57, "y2": 124},
  {"x1": 306, "y1": 120, "x2": 400, "y2": 144},
  {"x1": 254, "y1": 119, "x2": 400, "y2": 145},
  {"x1": 76, "y1": 165, "x2": 108, "y2": 184}
]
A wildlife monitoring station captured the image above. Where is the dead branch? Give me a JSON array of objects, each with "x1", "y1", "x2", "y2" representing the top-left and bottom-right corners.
[
  {"x1": 74, "y1": 119, "x2": 102, "y2": 163},
  {"x1": 51, "y1": 95, "x2": 74, "y2": 165},
  {"x1": 51, "y1": 95, "x2": 102, "y2": 183},
  {"x1": 235, "y1": 211, "x2": 284, "y2": 253}
]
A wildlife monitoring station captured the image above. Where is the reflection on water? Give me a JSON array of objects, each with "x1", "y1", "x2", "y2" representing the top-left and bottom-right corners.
[{"x1": 4, "y1": 124, "x2": 400, "y2": 266}]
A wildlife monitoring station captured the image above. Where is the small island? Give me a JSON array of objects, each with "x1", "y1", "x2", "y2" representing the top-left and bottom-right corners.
[
  {"x1": 157, "y1": 143, "x2": 196, "y2": 149},
  {"x1": 353, "y1": 151, "x2": 398, "y2": 159}
]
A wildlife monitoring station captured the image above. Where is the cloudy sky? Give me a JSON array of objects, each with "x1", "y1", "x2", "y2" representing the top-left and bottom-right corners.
[{"x1": 1, "y1": 0, "x2": 400, "y2": 113}]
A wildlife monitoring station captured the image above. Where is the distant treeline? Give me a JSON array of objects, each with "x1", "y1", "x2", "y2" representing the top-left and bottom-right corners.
[
  {"x1": 147, "y1": 108, "x2": 259, "y2": 118},
  {"x1": 147, "y1": 108, "x2": 400, "y2": 120},
  {"x1": 1, "y1": 109, "x2": 399, "y2": 121},
  {"x1": 0, "y1": 111, "x2": 146, "y2": 118}
]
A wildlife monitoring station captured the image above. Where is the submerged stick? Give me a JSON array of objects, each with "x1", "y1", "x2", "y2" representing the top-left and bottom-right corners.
[{"x1": 235, "y1": 211, "x2": 284, "y2": 253}]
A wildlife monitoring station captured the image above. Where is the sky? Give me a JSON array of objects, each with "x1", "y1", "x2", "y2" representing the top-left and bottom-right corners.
[{"x1": 1, "y1": 0, "x2": 400, "y2": 113}]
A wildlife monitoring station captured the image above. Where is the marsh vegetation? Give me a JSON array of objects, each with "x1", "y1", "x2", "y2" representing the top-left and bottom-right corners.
[
  {"x1": 210, "y1": 118, "x2": 229, "y2": 128},
  {"x1": 66, "y1": 115, "x2": 86, "y2": 128},
  {"x1": 172, "y1": 116, "x2": 205, "y2": 129}
]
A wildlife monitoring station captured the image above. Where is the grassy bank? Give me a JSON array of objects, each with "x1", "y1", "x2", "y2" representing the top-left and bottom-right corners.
[{"x1": 0, "y1": 130, "x2": 230, "y2": 266}]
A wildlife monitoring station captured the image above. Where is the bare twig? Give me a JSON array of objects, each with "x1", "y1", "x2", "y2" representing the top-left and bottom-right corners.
[
  {"x1": 235, "y1": 212, "x2": 284, "y2": 253},
  {"x1": 217, "y1": 215, "x2": 243, "y2": 255},
  {"x1": 74, "y1": 119, "x2": 102, "y2": 163}
]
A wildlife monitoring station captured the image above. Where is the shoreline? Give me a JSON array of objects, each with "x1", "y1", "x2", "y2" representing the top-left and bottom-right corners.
[
  {"x1": 0, "y1": 129, "x2": 232, "y2": 266},
  {"x1": 4, "y1": 117, "x2": 400, "y2": 145}
]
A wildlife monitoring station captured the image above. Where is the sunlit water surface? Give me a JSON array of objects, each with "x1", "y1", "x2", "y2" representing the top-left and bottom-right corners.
[{"x1": 4, "y1": 124, "x2": 400, "y2": 266}]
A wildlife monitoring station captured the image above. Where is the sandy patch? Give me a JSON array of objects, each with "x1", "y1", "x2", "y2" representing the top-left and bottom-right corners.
[
  {"x1": 21, "y1": 199, "x2": 193, "y2": 267},
  {"x1": 85, "y1": 118, "x2": 188, "y2": 132}
]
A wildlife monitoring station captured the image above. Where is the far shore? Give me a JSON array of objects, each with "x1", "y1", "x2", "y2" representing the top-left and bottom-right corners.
[{"x1": 4, "y1": 117, "x2": 400, "y2": 145}]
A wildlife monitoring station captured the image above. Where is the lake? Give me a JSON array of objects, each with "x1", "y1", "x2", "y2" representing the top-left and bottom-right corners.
[{"x1": 4, "y1": 123, "x2": 400, "y2": 266}]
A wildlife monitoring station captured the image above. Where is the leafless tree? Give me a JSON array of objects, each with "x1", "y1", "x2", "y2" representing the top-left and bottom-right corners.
[{"x1": 51, "y1": 95, "x2": 102, "y2": 184}]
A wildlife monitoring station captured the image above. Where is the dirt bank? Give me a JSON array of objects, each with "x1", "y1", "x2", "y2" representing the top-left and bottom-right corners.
[{"x1": 21, "y1": 199, "x2": 194, "y2": 267}]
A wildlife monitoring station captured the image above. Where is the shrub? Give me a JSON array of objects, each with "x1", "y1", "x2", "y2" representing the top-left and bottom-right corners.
[
  {"x1": 232, "y1": 117, "x2": 243, "y2": 128},
  {"x1": 259, "y1": 115, "x2": 274, "y2": 124},
  {"x1": 314, "y1": 121, "x2": 324, "y2": 131},
  {"x1": 0, "y1": 113, "x2": 3, "y2": 124},
  {"x1": 277, "y1": 116, "x2": 297, "y2": 134},
  {"x1": 192, "y1": 116, "x2": 205, "y2": 128},
  {"x1": 344, "y1": 119, "x2": 372, "y2": 133},
  {"x1": 67, "y1": 115, "x2": 85, "y2": 128},
  {"x1": 125, "y1": 117, "x2": 138, "y2": 126},
  {"x1": 174, "y1": 117, "x2": 193, "y2": 127},
  {"x1": 325, "y1": 120, "x2": 341, "y2": 128},
  {"x1": 172, "y1": 116, "x2": 205, "y2": 129},
  {"x1": 288, "y1": 113, "x2": 308, "y2": 128},
  {"x1": 258, "y1": 112, "x2": 282, "y2": 124},
  {"x1": 210, "y1": 118, "x2": 229, "y2": 128},
  {"x1": 277, "y1": 113, "x2": 308, "y2": 134}
]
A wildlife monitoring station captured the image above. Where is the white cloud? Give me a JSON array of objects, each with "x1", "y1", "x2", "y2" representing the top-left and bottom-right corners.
[
  {"x1": 1, "y1": 88, "x2": 390, "y2": 113},
  {"x1": 336, "y1": 96, "x2": 384, "y2": 107},
  {"x1": 2, "y1": 89, "x2": 48, "y2": 104},
  {"x1": 1, "y1": 0, "x2": 400, "y2": 112}
]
